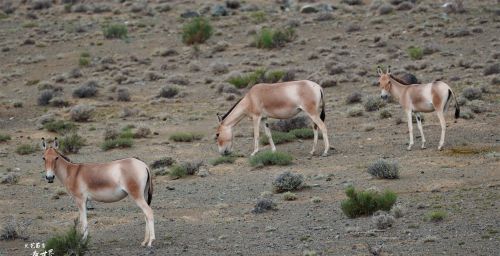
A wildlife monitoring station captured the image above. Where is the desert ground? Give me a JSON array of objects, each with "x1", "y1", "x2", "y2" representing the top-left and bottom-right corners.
[{"x1": 0, "y1": 0, "x2": 499, "y2": 255}]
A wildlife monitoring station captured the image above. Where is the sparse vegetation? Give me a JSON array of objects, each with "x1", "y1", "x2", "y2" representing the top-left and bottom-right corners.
[
  {"x1": 116, "y1": 88, "x2": 130, "y2": 101},
  {"x1": 1, "y1": 173, "x2": 19, "y2": 185},
  {"x1": 151, "y1": 157, "x2": 175, "y2": 169},
  {"x1": 462, "y1": 87, "x2": 482, "y2": 100},
  {"x1": 348, "y1": 106, "x2": 364, "y2": 117},
  {"x1": 169, "y1": 132, "x2": 203, "y2": 142},
  {"x1": 252, "y1": 198, "x2": 277, "y2": 213},
  {"x1": 372, "y1": 211, "x2": 395, "y2": 229},
  {"x1": 254, "y1": 27, "x2": 296, "y2": 49},
  {"x1": 0, "y1": 134, "x2": 11, "y2": 142},
  {"x1": 78, "y1": 52, "x2": 90, "y2": 67},
  {"x1": 367, "y1": 159, "x2": 400, "y2": 179},
  {"x1": 1, "y1": 216, "x2": 26, "y2": 240},
  {"x1": 341, "y1": 186, "x2": 397, "y2": 218},
  {"x1": 38, "y1": 89, "x2": 54, "y2": 106},
  {"x1": 311, "y1": 196, "x2": 322, "y2": 203},
  {"x1": 379, "y1": 109, "x2": 392, "y2": 119},
  {"x1": 272, "y1": 171, "x2": 304, "y2": 193},
  {"x1": 210, "y1": 155, "x2": 237, "y2": 166},
  {"x1": 73, "y1": 81, "x2": 97, "y2": 98},
  {"x1": 59, "y1": 133, "x2": 85, "y2": 154},
  {"x1": 282, "y1": 192, "x2": 297, "y2": 201},
  {"x1": 182, "y1": 17, "x2": 213, "y2": 45},
  {"x1": 70, "y1": 105, "x2": 94, "y2": 122},
  {"x1": 103, "y1": 23, "x2": 128, "y2": 39},
  {"x1": 159, "y1": 86, "x2": 179, "y2": 98},
  {"x1": 45, "y1": 221, "x2": 90, "y2": 256},
  {"x1": 425, "y1": 210, "x2": 447, "y2": 222},
  {"x1": 250, "y1": 11, "x2": 267, "y2": 23},
  {"x1": 168, "y1": 164, "x2": 187, "y2": 179},
  {"x1": 460, "y1": 109, "x2": 474, "y2": 119},
  {"x1": 228, "y1": 69, "x2": 266, "y2": 88},
  {"x1": 16, "y1": 144, "x2": 37, "y2": 155},
  {"x1": 270, "y1": 116, "x2": 309, "y2": 132},
  {"x1": 249, "y1": 151, "x2": 293, "y2": 167},
  {"x1": 407, "y1": 46, "x2": 424, "y2": 60},
  {"x1": 44, "y1": 120, "x2": 77, "y2": 134},
  {"x1": 101, "y1": 137, "x2": 133, "y2": 151},
  {"x1": 364, "y1": 96, "x2": 386, "y2": 112},
  {"x1": 289, "y1": 128, "x2": 316, "y2": 139},
  {"x1": 346, "y1": 92, "x2": 362, "y2": 104},
  {"x1": 260, "y1": 131, "x2": 296, "y2": 145}
]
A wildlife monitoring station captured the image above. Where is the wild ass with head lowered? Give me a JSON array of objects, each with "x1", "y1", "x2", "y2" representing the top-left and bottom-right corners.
[
  {"x1": 41, "y1": 138, "x2": 155, "y2": 247},
  {"x1": 377, "y1": 66, "x2": 460, "y2": 150},
  {"x1": 215, "y1": 80, "x2": 330, "y2": 156}
]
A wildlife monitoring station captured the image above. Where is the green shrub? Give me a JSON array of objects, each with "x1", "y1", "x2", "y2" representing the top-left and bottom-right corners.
[
  {"x1": 289, "y1": 128, "x2": 317, "y2": 139},
  {"x1": 282, "y1": 191, "x2": 297, "y2": 201},
  {"x1": 341, "y1": 186, "x2": 397, "y2": 218},
  {"x1": 311, "y1": 196, "x2": 322, "y2": 203},
  {"x1": 118, "y1": 127, "x2": 134, "y2": 139},
  {"x1": 102, "y1": 23, "x2": 128, "y2": 39},
  {"x1": 425, "y1": 210, "x2": 447, "y2": 222},
  {"x1": 168, "y1": 164, "x2": 187, "y2": 179},
  {"x1": 250, "y1": 11, "x2": 267, "y2": 23},
  {"x1": 101, "y1": 138, "x2": 133, "y2": 151},
  {"x1": 0, "y1": 134, "x2": 11, "y2": 142},
  {"x1": 407, "y1": 46, "x2": 423, "y2": 60},
  {"x1": 364, "y1": 96, "x2": 386, "y2": 112},
  {"x1": 265, "y1": 70, "x2": 285, "y2": 83},
  {"x1": 260, "y1": 131, "x2": 296, "y2": 145},
  {"x1": 227, "y1": 69, "x2": 266, "y2": 88},
  {"x1": 44, "y1": 120, "x2": 77, "y2": 134},
  {"x1": 169, "y1": 132, "x2": 203, "y2": 142},
  {"x1": 379, "y1": 109, "x2": 392, "y2": 119},
  {"x1": 367, "y1": 159, "x2": 400, "y2": 179},
  {"x1": 78, "y1": 57, "x2": 90, "y2": 67},
  {"x1": 210, "y1": 155, "x2": 237, "y2": 166},
  {"x1": 249, "y1": 151, "x2": 293, "y2": 167},
  {"x1": 254, "y1": 27, "x2": 296, "y2": 49},
  {"x1": 59, "y1": 134, "x2": 85, "y2": 154},
  {"x1": 16, "y1": 144, "x2": 37, "y2": 155},
  {"x1": 0, "y1": 12, "x2": 8, "y2": 20},
  {"x1": 182, "y1": 17, "x2": 213, "y2": 45},
  {"x1": 46, "y1": 221, "x2": 89, "y2": 256},
  {"x1": 273, "y1": 171, "x2": 304, "y2": 193}
]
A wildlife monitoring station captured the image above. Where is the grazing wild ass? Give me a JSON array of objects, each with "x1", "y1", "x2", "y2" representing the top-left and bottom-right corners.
[
  {"x1": 216, "y1": 80, "x2": 330, "y2": 156},
  {"x1": 41, "y1": 138, "x2": 155, "y2": 247},
  {"x1": 377, "y1": 66, "x2": 460, "y2": 150}
]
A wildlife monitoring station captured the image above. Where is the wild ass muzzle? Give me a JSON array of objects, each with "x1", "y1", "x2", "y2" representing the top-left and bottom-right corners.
[
  {"x1": 215, "y1": 80, "x2": 330, "y2": 156},
  {"x1": 377, "y1": 66, "x2": 460, "y2": 150},
  {"x1": 41, "y1": 138, "x2": 155, "y2": 247}
]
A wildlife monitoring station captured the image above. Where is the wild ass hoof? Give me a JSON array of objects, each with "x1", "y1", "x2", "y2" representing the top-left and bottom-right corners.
[
  {"x1": 438, "y1": 146, "x2": 443, "y2": 151},
  {"x1": 407, "y1": 146, "x2": 413, "y2": 151},
  {"x1": 321, "y1": 152, "x2": 328, "y2": 157},
  {"x1": 421, "y1": 145, "x2": 426, "y2": 150}
]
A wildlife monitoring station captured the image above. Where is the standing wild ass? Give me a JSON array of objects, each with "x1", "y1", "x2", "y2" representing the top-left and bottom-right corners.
[
  {"x1": 377, "y1": 66, "x2": 460, "y2": 150},
  {"x1": 215, "y1": 80, "x2": 330, "y2": 156},
  {"x1": 41, "y1": 138, "x2": 155, "y2": 247}
]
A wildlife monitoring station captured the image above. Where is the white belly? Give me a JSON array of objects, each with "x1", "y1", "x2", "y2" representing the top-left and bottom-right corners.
[{"x1": 88, "y1": 187, "x2": 128, "y2": 203}]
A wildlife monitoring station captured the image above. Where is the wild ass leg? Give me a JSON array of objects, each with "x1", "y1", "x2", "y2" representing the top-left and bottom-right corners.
[
  {"x1": 310, "y1": 124, "x2": 319, "y2": 155},
  {"x1": 406, "y1": 110, "x2": 414, "y2": 150},
  {"x1": 75, "y1": 197, "x2": 88, "y2": 240},
  {"x1": 307, "y1": 115, "x2": 329, "y2": 157},
  {"x1": 263, "y1": 119, "x2": 276, "y2": 152},
  {"x1": 135, "y1": 198, "x2": 155, "y2": 247},
  {"x1": 415, "y1": 113, "x2": 426, "y2": 149},
  {"x1": 436, "y1": 111, "x2": 446, "y2": 150},
  {"x1": 251, "y1": 116, "x2": 261, "y2": 156},
  {"x1": 142, "y1": 217, "x2": 150, "y2": 246}
]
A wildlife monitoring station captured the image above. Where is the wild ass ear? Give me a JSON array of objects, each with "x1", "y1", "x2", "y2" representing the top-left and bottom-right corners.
[
  {"x1": 53, "y1": 137, "x2": 59, "y2": 149},
  {"x1": 376, "y1": 66, "x2": 383, "y2": 76},
  {"x1": 41, "y1": 137, "x2": 47, "y2": 150}
]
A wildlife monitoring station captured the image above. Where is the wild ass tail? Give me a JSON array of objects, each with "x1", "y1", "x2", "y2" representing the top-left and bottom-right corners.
[
  {"x1": 146, "y1": 167, "x2": 153, "y2": 205},
  {"x1": 320, "y1": 89, "x2": 326, "y2": 121},
  {"x1": 448, "y1": 89, "x2": 460, "y2": 119}
]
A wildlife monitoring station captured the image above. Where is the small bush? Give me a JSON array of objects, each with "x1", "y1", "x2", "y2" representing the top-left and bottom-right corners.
[
  {"x1": 1, "y1": 217, "x2": 26, "y2": 240},
  {"x1": 169, "y1": 132, "x2": 203, "y2": 142},
  {"x1": 70, "y1": 105, "x2": 94, "y2": 122},
  {"x1": 407, "y1": 46, "x2": 423, "y2": 60},
  {"x1": 116, "y1": 88, "x2": 130, "y2": 101},
  {"x1": 103, "y1": 24, "x2": 128, "y2": 39},
  {"x1": 159, "y1": 86, "x2": 179, "y2": 98},
  {"x1": 425, "y1": 210, "x2": 447, "y2": 222},
  {"x1": 210, "y1": 155, "x2": 237, "y2": 166},
  {"x1": 260, "y1": 131, "x2": 296, "y2": 145},
  {"x1": 379, "y1": 109, "x2": 392, "y2": 119},
  {"x1": 372, "y1": 211, "x2": 395, "y2": 229},
  {"x1": 44, "y1": 120, "x2": 77, "y2": 134},
  {"x1": 250, "y1": 11, "x2": 267, "y2": 23},
  {"x1": 346, "y1": 92, "x2": 362, "y2": 104},
  {"x1": 348, "y1": 107, "x2": 364, "y2": 117},
  {"x1": 151, "y1": 157, "x2": 175, "y2": 169},
  {"x1": 101, "y1": 137, "x2": 133, "y2": 151},
  {"x1": 73, "y1": 82, "x2": 97, "y2": 98},
  {"x1": 182, "y1": 17, "x2": 213, "y2": 45},
  {"x1": 255, "y1": 27, "x2": 296, "y2": 49},
  {"x1": 462, "y1": 87, "x2": 482, "y2": 100},
  {"x1": 59, "y1": 134, "x2": 85, "y2": 154},
  {"x1": 78, "y1": 57, "x2": 90, "y2": 67},
  {"x1": 133, "y1": 127, "x2": 151, "y2": 138},
  {"x1": 368, "y1": 159, "x2": 400, "y2": 179},
  {"x1": 265, "y1": 70, "x2": 285, "y2": 83},
  {"x1": 16, "y1": 144, "x2": 37, "y2": 155},
  {"x1": 227, "y1": 69, "x2": 266, "y2": 88},
  {"x1": 272, "y1": 171, "x2": 304, "y2": 193},
  {"x1": 269, "y1": 116, "x2": 309, "y2": 132},
  {"x1": 311, "y1": 196, "x2": 322, "y2": 203},
  {"x1": 45, "y1": 221, "x2": 89, "y2": 256},
  {"x1": 282, "y1": 192, "x2": 297, "y2": 201},
  {"x1": 38, "y1": 89, "x2": 54, "y2": 106},
  {"x1": 364, "y1": 96, "x2": 385, "y2": 112},
  {"x1": 181, "y1": 161, "x2": 203, "y2": 175},
  {"x1": 252, "y1": 198, "x2": 277, "y2": 213},
  {"x1": 1, "y1": 173, "x2": 19, "y2": 185},
  {"x1": 0, "y1": 134, "x2": 11, "y2": 142},
  {"x1": 168, "y1": 164, "x2": 187, "y2": 179},
  {"x1": 249, "y1": 151, "x2": 293, "y2": 167},
  {"x1": 460, "y1": 109, "x2": 474, "y2": 119},
  {"x1": 289, "y1": 128, "x2": 317, "y2": 139},
  {"x1": 341, "y1": 186, "x2": 397, "y2": 218}
]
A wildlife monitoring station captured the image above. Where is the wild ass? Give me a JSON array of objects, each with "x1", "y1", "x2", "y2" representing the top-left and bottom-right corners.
[
  {"x1": 216, "y1": 80, "x2": 330, "y2": 156},
  {"x1": 377, "y1": 66, "x2": 460, "y2": 150},
  {"x1": 41, "y1": 138, "x2": 155, "y2": 247}
]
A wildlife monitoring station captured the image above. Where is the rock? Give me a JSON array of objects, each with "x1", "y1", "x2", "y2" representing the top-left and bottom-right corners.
[
  {"x1": 180, "y1": 10, "x2": 199, "y2": 18},
  {"x1": 445, "y1": 28, "x2": 471, "y2": 38},
  {"x1": 211, "y1": 4, "x2": 228, "y2": 16}
]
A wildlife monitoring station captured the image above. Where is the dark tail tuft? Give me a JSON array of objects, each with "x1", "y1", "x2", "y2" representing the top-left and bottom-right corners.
[
  {"x1": 146, "y1": 167, "x2": 153, "y2": 205},
  {"x1": 455, "y1": 105, "x2": 460, "y2": 119},
  {"x1": 449, "y1": 89, "x2": 460, "y2": 119},
  {"x1": 320, "y1": 90, "x2": 326, "y2": 121}
]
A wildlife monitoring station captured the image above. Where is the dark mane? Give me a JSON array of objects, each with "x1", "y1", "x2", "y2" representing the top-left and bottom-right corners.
[
  {"x1": 221, "y1": 98, "x2": 243, "y2": 121},
  {"x1": 55, "y1": 149, "x2": 71, "y2": 163},
  {"x1": 389, "y1": 74, "x2": 411, "y2": 85}
]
